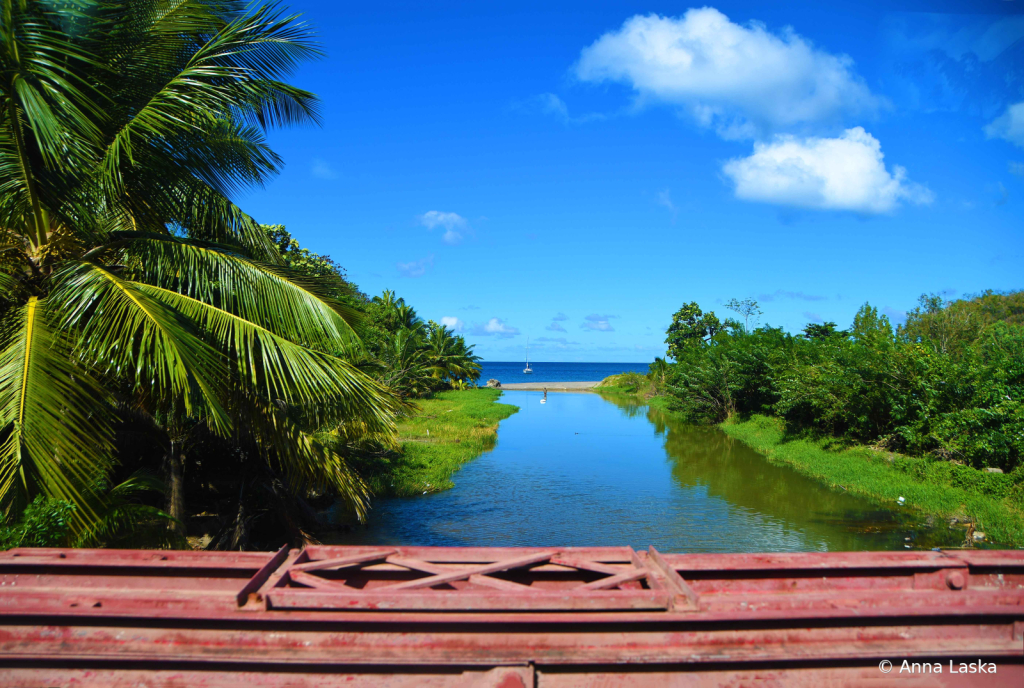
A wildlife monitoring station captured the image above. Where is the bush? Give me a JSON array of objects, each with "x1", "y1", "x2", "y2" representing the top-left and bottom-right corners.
[
  {"x1": 1, "y1": 495, "x2": 77, "y2": 549},
  {"x1": 662, "y1": 292, "x2": 1024, "y2": 472}
]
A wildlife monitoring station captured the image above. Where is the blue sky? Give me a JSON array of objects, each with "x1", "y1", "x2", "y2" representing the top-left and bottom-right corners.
[{"x1": 238, "y1": 0, "x2": 1024, "y2": 362}]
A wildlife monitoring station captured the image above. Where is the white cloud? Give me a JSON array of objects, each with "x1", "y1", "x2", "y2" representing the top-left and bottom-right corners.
[
  {"x1": 440, "y1": 316, "x2": 465, "y2": 333},
  {"x1": 985, "y1": 102, "x2": 1024, "y2": 149},
  {"x1": 396, "y1": 255, "x2": 434, "y2": 278},
  {"x1": 996, "y1": 182, "x2": 1009, "y2": 206},
  {"x1": 471, "y1": 318, "x2": 520, "y2": 338},
  {"x1": 419, "y1": 211, "x2": 467, "y2": 245},
  {"x1": 722, "y1": 127, "x2": 933, "y2": 213},
  {"x1": 520, "y1": 92, "x2": 608, "y2": 124},
  {"x1": 759, "y1": 289, "x2": 827, "y2": 302},
  {"x1": 1010, "y1": 161, "x2": 1024, "y2": 177},
  {"x1": 534, "y1": 337, "x2": 581, "y2": 350},
  {"x1": 581, "y1": 314, "x2": 617, "y2": 332},
  {"x1": 656, "y1": 189, "x2": 677, "y2": 223},
  {"x1": 546, "y1": 312, "x2": 569, "y2": 332},
  {"x1": 536, "y1": 93, "x2": 569, "y2": 119},
  {"x1": 575, "y1": 8, "x2": 881, "y2": 137},
  {"x1": 311, "y1": 158, "x2": 337, "y2": 180}
]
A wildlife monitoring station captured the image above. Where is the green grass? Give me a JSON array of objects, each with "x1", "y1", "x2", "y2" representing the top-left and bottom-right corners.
[
  {"x1": 361, "y1": 389, "x2": 518, "y2": 498},
  {"x1": 595, "y1": 373, "x2": 658, "y2": 397},
  {"x1": 719, "y1": 415, "x2": 1024, "y2": 547},
  {"x1": 595, "y1": 379, "x2": 673, "y2": 413}
]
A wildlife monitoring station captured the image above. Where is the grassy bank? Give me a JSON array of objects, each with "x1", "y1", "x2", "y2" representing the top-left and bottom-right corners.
[
  {"x1": 360, "y1": 389, "x2": 518, "y2": 498},
  {"x1": 595, "y1": 378, "x2": 1024, "y2": 547},
  {"x1": 595, "y1": 375, "x2": 676, "y2": 414},
  {"x1": 720, "y1": 414, "x2": 1024, "y2": 547}
]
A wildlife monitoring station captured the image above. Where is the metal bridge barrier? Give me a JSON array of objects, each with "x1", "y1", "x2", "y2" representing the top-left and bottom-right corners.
[{"x1": 1, "y1": 545, "x2": 1022, "y2": 686}]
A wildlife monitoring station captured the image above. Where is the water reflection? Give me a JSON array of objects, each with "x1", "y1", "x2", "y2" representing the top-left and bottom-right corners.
[
  {"x1": 603, "y1": 396, "x2": 958, "y2": 551},
  {"x1": 327, "y1": 391, "x2": 964, "y2": 552}
]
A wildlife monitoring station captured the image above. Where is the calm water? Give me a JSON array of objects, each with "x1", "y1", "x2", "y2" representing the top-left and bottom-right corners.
[
  {"x1": 479, "y1": 361, "x2": 651, "y2": 385},
  {"x1": 331, "y1": 391, "x2": 965, "y2": 552}
]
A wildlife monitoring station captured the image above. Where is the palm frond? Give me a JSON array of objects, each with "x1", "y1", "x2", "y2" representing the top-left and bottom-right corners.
[
  {"x1": 48, "y1": 261, "x2": 232, "y2": 434},
  {"x1": 0, "y1": 297, "x2": 113, "y2": 523},
  {"x1": 138, "y1": 282, "x2": 397, "y2": 427},
  {"x1": 238, "y1": 399, "x2": 370, "y2": 521},
  {"x1": 0, "y1": 2, "x2": 105, "y2": 167},
  {"x1": 97, "y1": 2, "x2": 320, "y2": 195},
  {"x1": 170, "y1": 179, "x2": 281, "y2": 260},
  {"x1": 115, "y1": 234, "x2": 362, "y2": 350},
  {"x1": 74, "y1": 470, "x2": 182, "y2": 548}
]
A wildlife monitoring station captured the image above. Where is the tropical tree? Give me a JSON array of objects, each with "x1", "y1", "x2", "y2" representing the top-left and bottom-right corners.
[
  {"x1": 725, "y1": 297, "x2": 762, "y2": 333},
  {"x1": 425, "y1": 320, "x2": 481, "y2": 384},
  {"x1": 665, "y1": 301, "x2": 724, "y2": 359},
  {"x1": 801, "y1": 322, "x2": 848, "y2": 341},
  {"x1": 0, "y1": 0, "x2": 399, "y2": 533},
  {"x1": 375, "y1": 328, "x2": 438, "y2": 398},
  {"x1": 649, "y1": 356, "x2": 669, "y2": 385}
]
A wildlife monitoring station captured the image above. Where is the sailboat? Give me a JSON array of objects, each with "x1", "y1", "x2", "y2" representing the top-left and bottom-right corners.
[{"x1": 523, "y1": 337, "x2": 533, "y2": 374}]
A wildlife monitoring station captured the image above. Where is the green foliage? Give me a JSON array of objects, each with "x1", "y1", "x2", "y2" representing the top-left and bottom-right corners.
[
  {"x1": 264, "y1": 225, "x2": 348, "y2": 282},
  {"x1": 801, "y1": 322, "x2": 848, "y2": 340},
  {"x1": 900, "y1": 290, "x2": 1024, "y2": 356},
  {"x1": 598, "y1": 372, "x2": 655, "y2": 396},
  {"x1": 720, "y1": 415, "x2": 1024, "y2": 547},
  {"x1": 350, "y1": 390, "x2": 517, "y2": 499},
  {"x1": 649, "y1": 357, "x2": 670, "y2": 384},
  {"x1": 666, "y1": 344, "x2": 741, "y2": 423},
  {"x1": 356, "y1": 291, "x2": 481, "y2": 399},
  {"x1": 0, "y1": 0, "x2": 400, "y2": 545},
  {"x1": 665, "y1": 302, "x2": 724, "y2": 359},
  {"x1": 1, "y1": 470, "x2": 186, "y2": 550},
  {"x1": 660, "y1": 292, "x2": 1024, "y2": 472},
  {"x1": 1, "y1": 495, "x2": 77, "y2": 548},
  {"x1": 75, "y1": 471, "x2": 183, "y2": 549}
]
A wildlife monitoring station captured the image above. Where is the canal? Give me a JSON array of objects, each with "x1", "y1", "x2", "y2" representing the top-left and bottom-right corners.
[{"x1": 333, "y1": 390, "x2": 964, "y2": 552}]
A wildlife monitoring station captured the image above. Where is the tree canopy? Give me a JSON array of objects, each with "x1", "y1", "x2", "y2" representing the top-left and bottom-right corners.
[{"x1": 0, "y1": 0, "x2": 399, "y2": 543}]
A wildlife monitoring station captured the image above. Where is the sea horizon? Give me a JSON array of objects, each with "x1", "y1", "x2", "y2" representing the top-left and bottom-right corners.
[{"x1": 478, "y1": 361, "x2": 651, "y2": 385}]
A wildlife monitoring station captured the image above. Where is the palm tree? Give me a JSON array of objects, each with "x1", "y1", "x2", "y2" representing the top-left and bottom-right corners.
[
  {"x1": 0, "y1": 0, "x2": 399, "y2": 532},
  {"x1": 376, "y1": 328, "x2": 438, "y2": 398},
  {"x1": 425, "y1": 321, "x2": 481, "y2": 385},
  {"x1": 649, "y1": 357, "x2": 670, "y2": 385}
]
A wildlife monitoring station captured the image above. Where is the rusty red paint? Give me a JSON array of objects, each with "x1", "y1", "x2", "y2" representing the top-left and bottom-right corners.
[{"x1": 1, "y1": 545, "x2": 1022, "y2": 686}]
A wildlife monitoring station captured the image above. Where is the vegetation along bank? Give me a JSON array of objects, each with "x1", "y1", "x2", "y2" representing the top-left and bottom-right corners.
[
  {"x1": 598, "y1": 290, "x2": 1024, "y2": 547},
  {"x1": 0, "y1": 2, "x2": 491, "y2": 552},
  {"x1": 351, "y1": 389, "x2": 518, "y2": 499}
]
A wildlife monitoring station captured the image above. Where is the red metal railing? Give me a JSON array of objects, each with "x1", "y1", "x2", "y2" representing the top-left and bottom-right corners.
[{"x1": 1, "y1": 546, "x2": 1022, "y2": 686}]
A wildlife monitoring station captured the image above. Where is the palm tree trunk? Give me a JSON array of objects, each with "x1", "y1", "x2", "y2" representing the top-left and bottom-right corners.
[
  {"x1": 164, "y1": 441, "x2": 186, "y2": 537},
  {"x1": 229, "y1": 481, "x2": 248, "y2": 550}
]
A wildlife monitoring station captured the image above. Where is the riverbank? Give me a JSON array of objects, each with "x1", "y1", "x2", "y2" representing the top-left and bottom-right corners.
[
  {"x1": 359, "y1": 389, "x2": 518, "y2": 498},
  {"x1": 721, "y1": 414, "x2": 1024, "y2": 547},
  {"x1": 595, "y1": 384, "x2": 1024, "y2": 548}
]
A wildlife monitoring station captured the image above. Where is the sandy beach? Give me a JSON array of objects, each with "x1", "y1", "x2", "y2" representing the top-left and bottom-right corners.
[{"x1": 497, "y1": 381, "x2": 601, "y2": 391}]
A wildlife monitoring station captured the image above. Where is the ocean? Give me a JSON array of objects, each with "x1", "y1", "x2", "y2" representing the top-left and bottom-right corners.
[{"x1": 477, "y1": 361, "x2": 652, "y2": 385}]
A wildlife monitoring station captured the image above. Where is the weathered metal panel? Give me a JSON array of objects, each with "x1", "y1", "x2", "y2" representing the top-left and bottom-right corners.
[
  {"x1": 537, "y1": 665, "x2": 1023, "y2": 687},
  {"x1": 0, "y1": 666, "x2": 535, "y2": 687},
  {"x1": 1, "y1": 546, "x2": 1022, "y2": 686}
]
